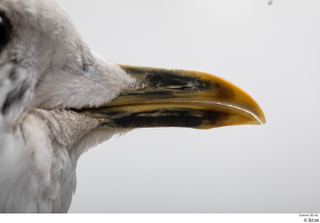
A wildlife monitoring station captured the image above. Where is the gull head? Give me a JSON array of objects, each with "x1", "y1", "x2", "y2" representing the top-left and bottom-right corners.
[{"x1": 0, "y1": 0, "x2": 265, "y2": 137}]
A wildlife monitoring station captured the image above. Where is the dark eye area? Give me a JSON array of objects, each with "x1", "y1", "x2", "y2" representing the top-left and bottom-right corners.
[{"x1": 0, "y1": 13, "x2": 10, "y2": 51}]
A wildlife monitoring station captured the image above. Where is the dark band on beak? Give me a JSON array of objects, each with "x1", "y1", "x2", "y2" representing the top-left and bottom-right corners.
[
  {"x1": 120, "y1": 65, "x2": 234, "y2": 100},
  {"x1": 99, "y1": 108, "x2": 226, "y2": 129}
]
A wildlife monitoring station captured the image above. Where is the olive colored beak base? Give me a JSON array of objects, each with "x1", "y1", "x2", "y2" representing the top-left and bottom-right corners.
[{"x1": 79, "y1": 65, "x2": 266, "y2": 129}]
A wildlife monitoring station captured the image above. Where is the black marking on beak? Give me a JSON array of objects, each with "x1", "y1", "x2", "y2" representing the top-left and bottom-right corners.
[{"x1": 97, "y1": 108, "x2": 226, "y2": 129}]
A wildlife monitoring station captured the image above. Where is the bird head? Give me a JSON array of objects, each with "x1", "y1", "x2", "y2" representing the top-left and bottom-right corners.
[{"x1": 0, "y1": 0, "x2": 265, "y2": 137}]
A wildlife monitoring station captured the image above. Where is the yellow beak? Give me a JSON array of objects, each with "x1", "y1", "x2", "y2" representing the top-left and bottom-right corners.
[{"x1": 79, "y1": 65, "x2": 266, "y2": 129}]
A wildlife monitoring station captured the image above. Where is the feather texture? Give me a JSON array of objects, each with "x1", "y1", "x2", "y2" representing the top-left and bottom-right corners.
[{"x1": 0, "y1": 0, "x2": 140, "y2": 212}]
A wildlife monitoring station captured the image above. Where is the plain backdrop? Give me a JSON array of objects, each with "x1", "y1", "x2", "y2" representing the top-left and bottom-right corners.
[{"x1": 55, "y1": 0, "x2": 320, "y2": 212}]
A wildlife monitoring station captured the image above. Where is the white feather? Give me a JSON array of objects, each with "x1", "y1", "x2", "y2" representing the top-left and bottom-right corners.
[{"x1": 0, "y1": 0, "x2": 140, "y2": 212}]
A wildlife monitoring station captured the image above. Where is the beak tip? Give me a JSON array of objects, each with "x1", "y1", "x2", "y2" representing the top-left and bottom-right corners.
[{"x1": 256, "y1": 109, "x2": 266, "y2": 125}]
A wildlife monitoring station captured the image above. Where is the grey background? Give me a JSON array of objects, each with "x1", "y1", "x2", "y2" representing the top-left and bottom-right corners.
[{"x1": 56, "y1": 0, "x2": 320, "y2": 212}]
